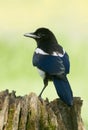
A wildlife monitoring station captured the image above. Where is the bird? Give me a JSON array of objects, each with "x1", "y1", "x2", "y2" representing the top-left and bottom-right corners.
[{"x1": 24, "y1": 27, "x2": 73, "y2": 106}]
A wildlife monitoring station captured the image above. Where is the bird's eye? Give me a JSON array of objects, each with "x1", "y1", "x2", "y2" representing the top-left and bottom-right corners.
[
  {"x1": 38, "y1": 33, "x2": 45, "y2": 37},
  {"x1": 42, "y1": 34, "x2": 46, "y2": 37},
  {"x1": 37, "y1": 33, "x2": 41, "y2": 37}
]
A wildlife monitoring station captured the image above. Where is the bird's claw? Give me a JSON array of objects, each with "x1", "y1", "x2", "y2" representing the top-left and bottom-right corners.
[{"x1": 38, "y1": 95, "x2": 44, "y2": 104}]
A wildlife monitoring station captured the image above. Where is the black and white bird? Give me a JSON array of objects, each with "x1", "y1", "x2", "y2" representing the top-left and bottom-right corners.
[{"x1": 24, "y1": 27, "x2": 73, "y2": 106}]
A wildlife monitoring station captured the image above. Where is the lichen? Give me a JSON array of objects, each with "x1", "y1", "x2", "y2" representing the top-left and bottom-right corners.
[{"x1": 6, "y1": 106, "x2": 15, "y2": 130}]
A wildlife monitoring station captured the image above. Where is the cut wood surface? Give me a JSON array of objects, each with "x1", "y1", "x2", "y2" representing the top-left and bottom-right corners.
[{"x1": 0, "y1": 90, "x2": 85, "y2": 130}]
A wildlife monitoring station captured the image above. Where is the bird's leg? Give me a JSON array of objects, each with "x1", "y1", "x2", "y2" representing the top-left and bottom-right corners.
[
  {"x1": 38, "y1": 85, "x2": 46, "y2": 98},
  {"x1": 38, "y1": 77, "x2": 48, "y2": 97}
]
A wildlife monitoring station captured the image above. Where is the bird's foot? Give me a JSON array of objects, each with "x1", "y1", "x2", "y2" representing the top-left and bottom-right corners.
[{"x1": 38, "y1": 95, "x2": 44, "y2": 104}]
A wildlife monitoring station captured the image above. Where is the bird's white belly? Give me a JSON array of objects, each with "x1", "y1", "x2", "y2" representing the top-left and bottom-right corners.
[{"x1": 37, "y1": 68, "x2": 45, "y2": 79}]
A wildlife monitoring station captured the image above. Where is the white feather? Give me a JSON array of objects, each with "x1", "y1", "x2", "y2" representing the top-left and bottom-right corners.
[
  {"x1": 37, "y1": 68, "x2": 45, "y2": 79},
  {"x1": 35, "y1": 48, "x2": 65, "y2": 57},
  {"x1": 35, "y1": 48, "x2": 48, "y2": 55}
]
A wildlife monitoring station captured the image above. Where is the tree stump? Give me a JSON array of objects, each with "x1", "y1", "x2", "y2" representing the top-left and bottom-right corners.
[{"x1": 0, "y1": 90, "x2": 85, "y2": 130}]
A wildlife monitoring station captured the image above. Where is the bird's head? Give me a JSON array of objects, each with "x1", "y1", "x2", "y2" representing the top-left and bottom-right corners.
[{"x1": 24, "y1": 27, "x2": 58, "y2": 46}]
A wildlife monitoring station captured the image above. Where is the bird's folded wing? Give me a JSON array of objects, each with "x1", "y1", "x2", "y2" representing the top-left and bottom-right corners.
[{"x1": 32, "y1": 53, "x2": 65, "y2": 75}]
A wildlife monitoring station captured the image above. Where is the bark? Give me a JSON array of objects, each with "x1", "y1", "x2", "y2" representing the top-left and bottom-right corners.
[{"x1": 0, "y1": 90, "x2": 85, "y2": 130}]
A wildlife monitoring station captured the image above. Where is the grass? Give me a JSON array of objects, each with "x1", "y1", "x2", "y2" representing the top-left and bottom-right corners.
[{"x1": 0, "y1": 38, "x2": 88, "y2": 129}]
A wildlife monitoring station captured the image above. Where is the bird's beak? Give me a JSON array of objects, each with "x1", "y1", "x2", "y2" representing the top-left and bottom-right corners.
[{"x1": 24, "y1": 33, "x2": 40, "y2": 39}]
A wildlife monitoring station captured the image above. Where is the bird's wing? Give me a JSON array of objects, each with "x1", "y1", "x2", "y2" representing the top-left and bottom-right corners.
[{"x1": 32, "y1": 53, "x2": 65, "y2": 75}]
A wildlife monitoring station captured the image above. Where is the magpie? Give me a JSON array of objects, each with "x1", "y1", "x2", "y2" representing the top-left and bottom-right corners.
[{"x1": 24, "y1": 27, "x2": 73, "y2": 106}]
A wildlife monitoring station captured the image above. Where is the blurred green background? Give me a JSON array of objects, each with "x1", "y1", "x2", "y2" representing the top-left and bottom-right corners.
[{"x1": 0, "y1": 0, "x2": 88, "y2": 129}]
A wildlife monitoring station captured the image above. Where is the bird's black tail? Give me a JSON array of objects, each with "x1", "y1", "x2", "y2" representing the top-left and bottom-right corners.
[{"x1": 53, "y1": 77, "x2": 73, "y2": 106}]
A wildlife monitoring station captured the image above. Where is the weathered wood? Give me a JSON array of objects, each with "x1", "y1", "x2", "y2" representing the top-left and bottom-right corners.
[{"x1": 0, "y1": 90, "x2": 85, "y2": 130}]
